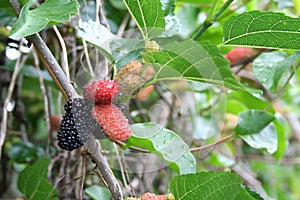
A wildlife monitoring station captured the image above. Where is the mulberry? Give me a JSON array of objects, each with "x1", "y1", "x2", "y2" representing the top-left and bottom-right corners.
[
  {"x1": 83, "y1": 80, "x2": 120, "y2": 103},
  {"x1": 92, "y1": 104, "x2": 132, "y2": 141},
  {"x1": 57, "y1": 98, "x2": 105, "y2": 151}
]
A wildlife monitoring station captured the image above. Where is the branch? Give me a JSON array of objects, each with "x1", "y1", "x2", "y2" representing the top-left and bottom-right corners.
[
  {"x1": 33, "y1": 48, "x2": 52, "y2": 156},
  {"x1": 8, "y1": 0, "x2": 123, "y2": 199},
  {"x1": 192, "y1": 0, "x2": 234, "y2": 40},
  {"x1": 0, "y1": 46, "x2": 27, "y2": 159},
  {"x1": 86, "y1": 139, "x2": 123, "y2": 200},
  {"x1": 116, "y1": 133, "x2": 236, "y2": 154},
  {"x1": 27, "y1": 34, "x2": 78, "y2": 99},
  {"x1": 190, "y1": 133, "x2": 236, "y2": 152},
  {"x1": 10, "y1": 0, "x2": 77, "y2": 100}
]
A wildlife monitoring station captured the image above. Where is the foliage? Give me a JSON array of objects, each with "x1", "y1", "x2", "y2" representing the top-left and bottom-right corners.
[
  {"x1": 17, "y1": 158, "x2": 57, "y2": 200},
  {"x1": 170, "y1": 172, "x2": 263, "y2": 200},
  {"x1": 127, "y1": 122, "x2": 196, "y2": 174},
  {"x1": 1, "y1": 0, "x2": 300, "y2": 199},
  {"x1": 10, "y1": 0, "x2": 79, "y2": 39},
  {"x1": 222, "y1": 10, "x2": 300, "y2": 50}
]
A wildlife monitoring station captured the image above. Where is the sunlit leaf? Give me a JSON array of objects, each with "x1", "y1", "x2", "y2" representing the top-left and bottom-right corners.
[
  {"x1": 77, "y1": 20, "x2": 117, "y2": 62},
  {"x1": 223, "y1": 11, "x2": 300, "y2": 50},
  {"x1": 160, "y1": 0, "x2": 181, "y2": 37},
  {"x1": 126, "y1": 122, "x2": 196, "y2": 174}
]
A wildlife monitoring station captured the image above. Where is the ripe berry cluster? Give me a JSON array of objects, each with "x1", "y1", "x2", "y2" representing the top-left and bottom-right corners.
[
  {"x1": 57, "y1": 80, "x2": 132, "y2": 151},
  {"x1": 84, "y1": 80, "x2": 132, "y2": 142},
  {"x1": 57, "y1": 98, "x2": 105, "y2": 151},
  {"x1": 83, "y1": 80, "x2": 120, "y2": 103},
  {"x1": 92, "y1": 104, "x2": 131, "y2": 141}
]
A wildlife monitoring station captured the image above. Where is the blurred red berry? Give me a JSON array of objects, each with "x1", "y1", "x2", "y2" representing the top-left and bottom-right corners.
[
  {"x1": 141, "y1": 192, "x2": 166, "y2": 200},
  {"x1": 224, "y1": 47, "x2": 254, "y2": 63},
  {"x1": 83, "y1": 80, "x2": 120, "y2": 103},
  {"x1": 50, "y1": 115, "x2": 61, "y2": 131}
]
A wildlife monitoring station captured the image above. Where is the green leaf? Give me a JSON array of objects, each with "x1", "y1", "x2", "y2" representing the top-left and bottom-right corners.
[
  {"x1": 176, "y1": 5, "x2": 200, "y2": 36},
  {"x1": 235, "y1": 110, "x2": 275, "y2": 135},
  {"x1": 161, "y1": 0, "x2": 175, "y2": 16},
  {"x1": 226, "y1": 91, "x2": 274, "y2": 114},
  {"x1": 9, "y1": 0, "x2": 78, "y2": 39},
  {"x1": 273, "y1": 119, "x2": 287, "y2": 159},
  {"x1": 9, "y1": 142, "x2": 44, "y2": 163},
  {"x1": 0, "y1": 64, "x2": 52, "y2": 81},
  {"x1": 176, "y1": 0, "x2": 213, "y2": 3},
  {"x1": 126, "y1": 122, "x2": 196, "y2": 174},
  {"x1": 252, "y1": 52, "x2": 300, "y2": 93},
  {"x1": 110, "y1": 38, "x2": 145, "y2": 69},
  {"x1": 123, "y1": 0, "x2": 165, "y2": 40},
  {"x1": 143, "y1": 39, "x2": 244, "y2": 90},
  {"x1": 18, "y1": 158, "x2": 57, "y2": 200},
  {"x1": 85, "y1": 185, "x2": 112, "y2": 200},
  {"x1": 160, "y1": 0, "x2": 181, "y2": 37},
  {"x1": 240, "y1": 123, "x2": 278, "y2": 154},
  {"x1": 108, "y1": 0, "x2": 127, "y2": 10},
  {"x1": 170, "y1": 172, "x2": 258, "y2": 200},
  {"x1": 77, "y1": 20, "x2": 117, "y2": 62},
  {"x1": 245, "y1": 186, "x2": 264, "y2": 200},
  {"x1": 222, "y1": 11, "x2": 300, "y2": 50}
]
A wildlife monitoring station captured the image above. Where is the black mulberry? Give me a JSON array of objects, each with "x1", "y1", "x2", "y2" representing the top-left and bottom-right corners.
[{"x1": 57, "y1": 98, "x2": 105, "y2": 151}]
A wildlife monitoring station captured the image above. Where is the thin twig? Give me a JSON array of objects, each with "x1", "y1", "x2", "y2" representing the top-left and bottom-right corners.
[
  {"x1": 117, "y1": 13, "x2": 130, "y2": 36},
  {"x1": 77, "y1": 16, "x2": 94, "y2": 77},
  {"x1": 0, "y1": 42, "x2": 27, "y2": 159},
  {"x1": 264, "y1": 65, "x2": 298, "y2": 111},
  {"x1": 33, "y1": 48, "x2": 52, "y2": 156},
  {"x1": 114, "y1": 140, "x2": 150, "y2": 153},
  {"x1": 113, "y1": 143, "x2": 128, "y2": 189},
  {"x1": 245, "y1": 155, "x2": 300, "y2": 165},
  {"x1": 28, "y1": 34, "x2": 79, "y2": 99},
  {"x1": 98, "y1": 0, "x2": 110, "y2": 29},
  {"x1": 120, "y1": 150, "x2": 135, "y2": 196},
  {"x1": 190, "y1": 133, "x2": 236, "y2": 152},
  {"x1": 192, "y1": 0, "x2": 234, "y2": 40},
  {"x1": 92, "y1": 169, "x2": 108, "y2": 187},
  {"x1": 95, "y1": 0, "x2": 100, "y2": 23},
  {"x1": 86, "y1": 139, "x2": 123, "y2": 200},
  {"x1": 80, "y1": 154, "x2": 86, "y2": 200},
  {"x1": 53, "y1": 25, "x2": 70, "y2": 82},
  {"x1": 116, "y1": 133, "x2": 236, "y2": 154},
  {"x1": 232, "y1": 162, "x2": 271, "y2": 200}
]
